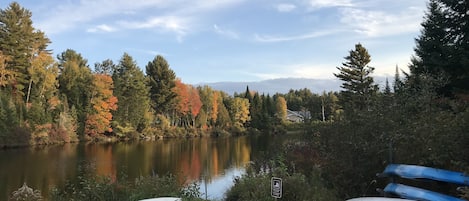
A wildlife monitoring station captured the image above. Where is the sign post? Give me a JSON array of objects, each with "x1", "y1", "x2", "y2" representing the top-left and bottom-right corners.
[{"x1": 271, "y1": 177, "x2": 282, "y2": 199}]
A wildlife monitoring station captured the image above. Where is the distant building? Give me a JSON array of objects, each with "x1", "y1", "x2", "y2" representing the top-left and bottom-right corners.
[{"x1": 286, "y1": 109, "x2": 311, "y2": 123}]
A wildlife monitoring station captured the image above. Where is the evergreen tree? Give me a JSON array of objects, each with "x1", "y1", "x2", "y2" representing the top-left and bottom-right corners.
[
  {"x1": 249, "y1": 93, "x2": 263, "y2": 129},
  {"x1": 334, "y1": 43, "x2": 377, "y2": 111},
  {"x1": 113, "y1": 53, "x2": 151, "y2": 132},
  {"x1": 384, "y1": 78, "x2": 391, "y2": 95},
  {"x1": 410, "y1": 0, "x2": 469, "y2": 95},
  {"x1": 0, "y1": 2, "x2": 50, "y2": 99},
  {"x1": 393, "y1": 66, "x2": 403, "y2": 93},
  {"x1": 145, "y1": 55, "x2": 176, "y2": 115},
  {"x1": 244, "y1": 85, "x2": 252, "y2": 101}
]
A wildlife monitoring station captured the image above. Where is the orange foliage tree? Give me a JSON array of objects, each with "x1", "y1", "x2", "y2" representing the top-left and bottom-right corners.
[
  {"x1": 188, "y1": 85, "x2": 202, "y2": 127},
  {"x1": 85, "y1": 74, "x2": 118, "y2": 137},
  {"x1": 173, "y1": 79, "x2": 202, "y2": 127},
  {"x1": 173, "y1": 79, "x2": 189, "y2": 115}
]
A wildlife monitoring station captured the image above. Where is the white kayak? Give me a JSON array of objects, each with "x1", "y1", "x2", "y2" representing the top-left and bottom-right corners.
[
  {"x1": 347, "y1": 197, "x2": 414, "y2": 201},
  {"x1": 139, "y1": 197, "x2": 182, "y2": 201}
]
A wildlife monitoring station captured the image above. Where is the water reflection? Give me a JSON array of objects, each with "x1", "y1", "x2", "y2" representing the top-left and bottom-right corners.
[{"x1": 0, "y1": 135, "x2": 270, "y2": 200}]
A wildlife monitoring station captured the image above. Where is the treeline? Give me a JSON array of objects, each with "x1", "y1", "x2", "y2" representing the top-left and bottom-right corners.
[{"x1": 0, "y1": 2, "x2": 296, "y2": 147}]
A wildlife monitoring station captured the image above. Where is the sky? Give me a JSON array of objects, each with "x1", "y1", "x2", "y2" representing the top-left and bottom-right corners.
[{"x1": 12, "y1": 0, "x2": 428, "y2": 84}]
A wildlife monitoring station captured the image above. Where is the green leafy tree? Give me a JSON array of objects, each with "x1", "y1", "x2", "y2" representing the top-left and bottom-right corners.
[
  {"x1": 113, "y1": 53, "x2": 151, "y2": 133},
  {"x1": 216, "y1": 92, "x2": 231, "y2": 128},
  {"x1": 145, "y1": 55, "x2": 177, "y2": 116},
  {"x1": 334, "y1": 43, "x2": 378, "y2": 111},
  {"x1": 57, "y1": 49, "x2": 93, "y2": 135},
  {"x1": 94, "y1": 59, "x2": 115, "y2": 75},
  {"x1": 197, "y1": 85, "x2": 214, "y2": 128}
]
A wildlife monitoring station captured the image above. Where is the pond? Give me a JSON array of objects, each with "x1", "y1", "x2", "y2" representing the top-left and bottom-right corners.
[{"x1": 0, "y1": 134, "x2": 286, "y2": 200}]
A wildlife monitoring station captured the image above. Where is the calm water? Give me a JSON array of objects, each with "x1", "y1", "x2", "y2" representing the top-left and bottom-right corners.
[{"x1": 0, "y1": 135, "x2": 284, "y2": 200}]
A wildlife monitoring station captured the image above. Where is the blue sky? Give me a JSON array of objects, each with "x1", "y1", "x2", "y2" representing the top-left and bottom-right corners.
[{"x1": 13, "y1": 0, "x2": 427, "y2": 84}]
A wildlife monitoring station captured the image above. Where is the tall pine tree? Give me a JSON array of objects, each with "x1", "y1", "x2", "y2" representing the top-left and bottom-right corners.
[
  {"x1": 411, "y1": 0, "x2": 469, "y2": 95},
  {"x1": 113, "y1": 53, "x2": 151, "y2": 132},
  {"x1": 146, "y1": 55, "x2": 176, "y2": 116},
  {"x1": 334, "y1": 43, "x2": 377, "y2": 111},
  {"x1": 0, "y1": 2, "x2": 50, "y2": 99}
]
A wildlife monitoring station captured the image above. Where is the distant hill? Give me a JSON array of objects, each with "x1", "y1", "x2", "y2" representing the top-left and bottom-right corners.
[
  {"x1": 197, "y1": 77, "x2": 389, "y2": 95},
  {"x1": 197, "y1": 78, "x2": 341, "y2": 95}
]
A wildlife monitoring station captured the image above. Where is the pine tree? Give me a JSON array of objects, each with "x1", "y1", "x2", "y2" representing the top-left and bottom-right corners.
[
  {"x1": 334, "y1": 43, "x2": 377, "y2": 111},
  {"x1": 393, "y1": 66, "x2": 403, "y2": 93},
  {"x1": 411, "y1": 0, "x2": 469, "y2": 95},
  {"x1": 410, "y1": 0, "x2": 449, "y2": 76},
  {"x1": 0, "y1": 2, "x2": 50, "y2": 99},
  {"x1": 146, "y1": 55, "x2": 176, "y2": 115},
  {"x1": 113, "y1": 53, "x2": 151, "y2": 132}
]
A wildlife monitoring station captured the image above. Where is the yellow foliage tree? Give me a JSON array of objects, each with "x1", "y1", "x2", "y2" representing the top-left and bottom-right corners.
[
  {"x1": 230, "y1": 97, "x2": 250, "y2": 128},
  {"x1": 275, "y1": 96, "x2": 287, "y2": 123}
]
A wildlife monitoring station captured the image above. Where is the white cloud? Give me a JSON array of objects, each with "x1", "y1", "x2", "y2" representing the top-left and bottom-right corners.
[
  {"x1": 254, "y1": 29, "x2": 341, "y2": 42},
  {"x1": 87, "y1": 24, "x2": 116, "y2": 33},
  {"x1": 309, "y1": 0, "x2": 353, "y2": 9},
  {"x1": 126, "y1": 48, "x2": 169, "y2": 57},
  {"x1": 249, "y1": 62, "x2": 338, "y2": 80},
  {"x1": 118, "y1": 16, "x2": 190, "y2": 41},
  {"x1": 339, "y1": 7, "x2": 424, "y2": 37},
  {"x1": 34, "y1": 0, "x2": 245, "y2": 37},
  {"x1": 276, "y1": 3, "x2": 297, "y2": 12},
  {"x1": 213, "y1": 24, "x2": 239, "y2": 39}
]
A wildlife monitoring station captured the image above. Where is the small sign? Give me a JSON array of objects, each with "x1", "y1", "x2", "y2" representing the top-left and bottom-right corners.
[{"x1": 271, "y1": 177, "x2": 282, "y2": 198}]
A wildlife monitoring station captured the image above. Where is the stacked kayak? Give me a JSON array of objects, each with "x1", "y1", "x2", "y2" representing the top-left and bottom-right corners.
[
  {"x1": 381, "y1": 164, "x2": 469, "y2": 186},
  {"x1": 383, "y1": 183, "x2": 465, "y2": 201},
  {"x1": 380, "y1": 164, "x2": 469, "y2": 201}
]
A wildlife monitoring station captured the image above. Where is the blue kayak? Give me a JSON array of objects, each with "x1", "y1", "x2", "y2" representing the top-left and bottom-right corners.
[
  {"x1": 384, "y1": 183, "x2": 466, "y2": 201},
  {"x1": 381, "y1": 164, "x2": 469, "y2": 186}
]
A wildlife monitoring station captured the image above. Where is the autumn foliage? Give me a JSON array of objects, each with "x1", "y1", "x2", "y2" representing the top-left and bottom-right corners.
[
  {"x1": 173, "y1": 79, "x2": 202, "y2": 127},
  {"x1": 85, "y1": 74, "x2": 118, "y2": 136}
]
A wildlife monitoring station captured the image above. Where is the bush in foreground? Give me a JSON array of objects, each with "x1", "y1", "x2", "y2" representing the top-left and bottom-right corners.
[
  {"x1": 225, "y1": 156, "x2": 339, "y2": 201},
  {"x1": 49, "y1": 173, "x2": 203, "y2": 201}
]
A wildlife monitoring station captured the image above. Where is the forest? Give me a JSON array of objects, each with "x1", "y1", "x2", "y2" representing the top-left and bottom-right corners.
[
  {"x1": 1, "y1": 0, "x2": 469, "y2": 200},
  {"x1": 0, "y1": 2, "x2": 302, "y2": 147}
]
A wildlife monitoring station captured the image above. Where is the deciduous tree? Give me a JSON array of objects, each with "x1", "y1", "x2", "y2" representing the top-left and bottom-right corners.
[
  {"x1": 85, "y1": 74, "x2": 118, "y2": 137},
  {"x1": 275, "y1": 96, "x2": 287, "y2": 123},
  {"x1": 230, "y1": 97, "x2": 250, "y2": 129},
  {"x1": 57, "y1": 49, "x2": 93, "y2": 134}
]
